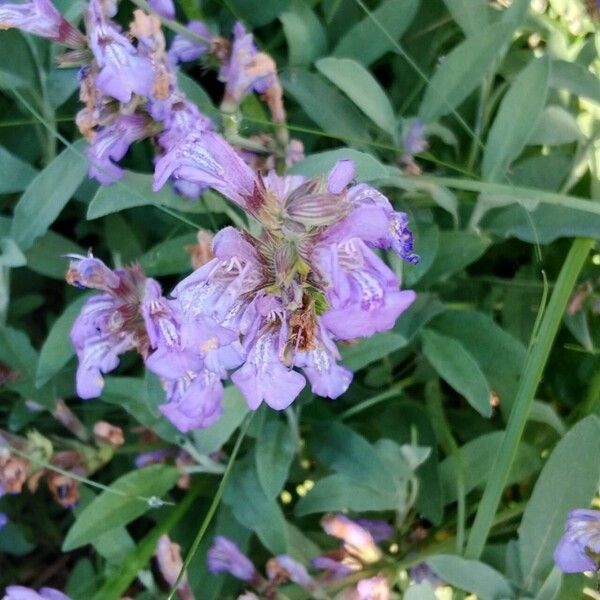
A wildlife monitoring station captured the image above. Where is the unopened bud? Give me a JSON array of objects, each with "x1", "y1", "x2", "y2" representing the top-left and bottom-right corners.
[{"x1": 93, "y1": 421, "x2": 125, "y2": 448}]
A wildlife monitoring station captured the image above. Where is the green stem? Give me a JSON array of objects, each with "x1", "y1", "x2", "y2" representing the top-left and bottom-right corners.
[
  {"x1": 465, "y1": 237, "x2": 596, "y2": 559},
  {"x1": 166, "y1": 415, "x2": 253, "y2": 600}
]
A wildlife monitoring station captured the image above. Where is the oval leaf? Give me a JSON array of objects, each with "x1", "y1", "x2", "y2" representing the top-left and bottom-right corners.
[
  {"x1": 421, "y1": 328, "x2": 492, "y2": 417},
  {"x1": 419, "y1": 22, "x2": 513, "y2": 123},
  {"x1": 482, "y1": 56, "x2": 551, "y2": 182},
  {"x1": 63, "y1": 465, "x2": 179, "y2": 551},
  {"x1": 316, "y1": 57, "x2": 397, "y2": 132},
  {"x1": 36, "y1": 294, "x2": 88, "y2": 387},
  {"x1": 10, "y1": 140, "x2": 88, "y2": 250}
]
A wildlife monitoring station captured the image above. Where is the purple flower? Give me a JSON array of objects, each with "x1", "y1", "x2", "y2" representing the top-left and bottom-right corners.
[
  {"x1": 268, "y1": 555, "x2": 315, "y2": 590},
  {"x1": 86, "y1": 114, "x2": 149, "y2": 184},
  {"x1": 157, "y1": 369, "x2": 224, "y2": 432},
  {"x1": 219, "y1": 22, "x2": 276, "y2": 110},
  {"x1": 168, "y1": 20, "x2": 212, "y2": 64},
  {"x1": 153, "y1": 93, "x2": 213, "y2": 152},
  {"x1": 317, "y1": 239, "x2": 416, "y2": 340},
  {"x1": 148, "y1": 0, "x2": 175, "y2": 19},
  {"x1": 293, "y1": 324, "x2": 352, "y2": 399},
  {"x1": 232, "y1": 328, "x2": 306, "y2": 411},
  {"x1": 311, "y1": 555, "x2": 356, "y2": 580},
  {"x1": 153, "y1": 127, "x2": 257, "y2": 211},
  {"x1": 3, "y1": 587, "x2": 71, "y2": 600},
  {"x1": 0, "y1": 0, "x2": 86, "y2": 47},
  {"x1": 326, "y1": 183, "x2": 419, "y2": 264},
  {"x1": 356, "y1": 575, "x2": 390, "y2": 600},
  {"x1": 355, "y1": 519, "x2": 394, "y2": 543},
  {"x1": 0, "y1": 512, "x2": 7, "y2": 529},
  {"x1": 134, "y1": 449, "x2": 172, "y2": 468},
  {"x1": 207, "y1": 536, "x2": 257, "y2": 582},
  {"x1": 554, "y1": 509, "x2": 600, "y2": 573},
  {"x1": 154, "y1": 160, "x2": 416, "y2": 419},
  {"x1": 403, "y1": 120, "x2": 428, "y2": 157},
  {"x1": 85, "y1": 0, "x2": 154, "y2": 103},
  {"x1": 67, "y1": 256, "x2": 153, "y2": 399}
]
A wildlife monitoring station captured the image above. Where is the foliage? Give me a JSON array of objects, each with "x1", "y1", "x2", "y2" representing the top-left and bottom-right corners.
[{"x1": 0, "y1": 0, "x2": 599, "y2": 599}]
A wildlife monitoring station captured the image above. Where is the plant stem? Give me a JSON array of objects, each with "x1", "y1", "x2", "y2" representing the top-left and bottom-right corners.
[
  {"x1": 166, "y1": 415, "x2": 252, "y2": 600},
  {"x1": 465, "y1": 237, "x2": 596, "y2": 559}
]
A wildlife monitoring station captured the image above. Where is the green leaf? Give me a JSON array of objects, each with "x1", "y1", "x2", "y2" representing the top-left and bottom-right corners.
[
  {"x1": 192, "y1": 386, "x2": 249, "y2": 455},
  {"x1": 519, "y1": 415, "x2": 600, "y2": 594},
  {"x1": 316, "y1": 57, "x2": 397, "y2": 132},
  {"x1": 74, "y1": 488, "x2": 135, "y2": 565},
  {"x1": 87, "y1": 171, "x2": 226, "y2": 219},
  {"x1": 426, "y1": 555, "x2": 512, "y2": 600},
  {"x1": 0, "y1": 522, "x2": 35, "y2": 556},
  {"x1": 404, "y1": 582, "x2": 437, "y2": 600},
  {"x1": 176, "y1": 72, "x2": 217, "y2": 116},
  {"x1": 439, "y1": 431, "x2": 541, "y2": 504},
  {"x1": 419, "y1": 22, "x2": 513, "y2": 122},
  {"x1": 0, "y1": 30, "x2": 37, "y2": 91},
  {"x1": 295, "y1": 472, "x2": 399, "y2": 515},
  {"x1": 281, "y1": 69, "x2": 372, "y2": 142},
  {"x1": 482, "y1": 203, "x2": 600, "y2": 244},
  {"x1": 24, "y1": 230, "x2": 85, "y2": 280},
  {"x1": 0, "y1": 237, "x2": 26, "y2": 268},
  {"x1": 442, "y1": 0, "x2": 488, "y2": 35},
  {"x1": 280, "y1": 0, "x2": 327, "y2": 66},
  {"x1": 255, "y1": 418, "x2": 296, "y2": 498},
  {"x1": 421, "y1": 329, "x2": 492, "y2": 417},
  {"x1": 36, "y1": 294, "x2": 88, "y2": 387},
  {"x1": 527, "y1": 105, "x2": 582, "y2": 146},
  {"x1": 310, "y1": 422, "x2": 390, "y2": 489},
  {"x1": 46, "y1": 68, "x2": 79, "y2": 109},
  {"x1": 482, "y1": 56, "x2": 551, "y2": 182},
  {"x1": 63, "y1": 465, "x2": 179, "y2": 551},
  {"x1": 290, "y1": 148, "x2": 386, "y2": 181},
  {"x1": 333, "y1": 0, "x2": 420, "y2": 66},
  {"x1": 429, "y1": 310, "x2": 526, "y2": 414},
  {"x1": 0, "y1": 145, "x2": 38, "y2": 193},
  {"x1": 10, "y1": 139, "x2": 88, "y2": 250},
  {"x1": 550, "y1": 59, "x2": 600, "y2": 104},
  {"x1": 140, "y1": 233, "x2": 196, "y2": 276},
  {"x1": 224, "y1": 458, "x2": 288, "y2": 554},
  {"x1": 228, "y1": 0, "x2": 292, "y2": 27},
  {"x1": 0, "y1": 325, "x2": 54, "y2": 407},
  {"x1": 65, "y1": 559, "x2": 98, "y2": 600},
  {"x1": 340, "y1": 331, "x2": 408, "y2": 371},
  {"x1": 417, "y1": 231, "x2": 490, "y2": 285}
]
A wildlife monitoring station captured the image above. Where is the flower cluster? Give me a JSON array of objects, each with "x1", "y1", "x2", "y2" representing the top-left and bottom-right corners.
[
  {"x1": 206, "y1": 514, "x2": 396, "y2": 599},
  {"x1": 66, "y1": 147, "x2": 417, "y2": 431},
  {"x1": 0, "y1": 0, "x2": 300, "y2": 194}
]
